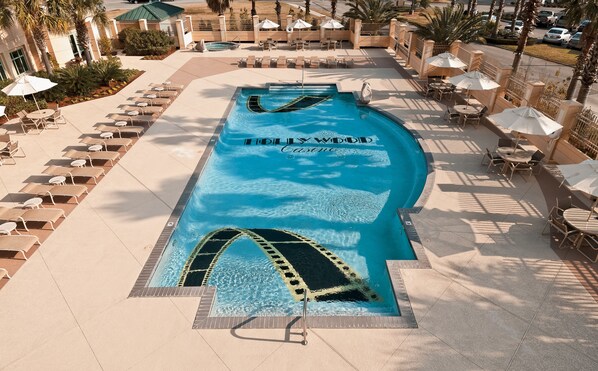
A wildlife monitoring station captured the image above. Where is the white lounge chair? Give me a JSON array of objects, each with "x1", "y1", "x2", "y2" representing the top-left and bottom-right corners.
[
  {"x1": 80, "y1": 136, "x2": 133, "y2": 152},
  {"x1": 0, "y1": 206, "x2": 66, "y2": 231},
  {"x1": 20, "y1": 183, "x2": 89, "y2": 204},
  {"x1": 0, "y1": 235, "x2": 40, "y2": 260},
  {"x1": 96, "y1": 124, "x2": 144, "y2": 138},
  {"x1": 43, "y1": 165, "x2": 105, "y2": 184},
  {"x1": 64, "y1": 149, "x2": 121, "y2": 167}
]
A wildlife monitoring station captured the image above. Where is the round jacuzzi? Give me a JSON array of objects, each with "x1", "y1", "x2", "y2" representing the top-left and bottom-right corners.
[{"x1": 205, "y1": 42, "x2": 239, "y2": 51}]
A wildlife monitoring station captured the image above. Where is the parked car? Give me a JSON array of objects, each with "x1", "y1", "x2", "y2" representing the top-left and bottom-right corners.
[
  {"x1": 578, "y1": 20, "x2": 591, "y2": 32},
  {"x1": 567, "y1": 32, "x2": 583, "y2": 50},
  {"x1": 543, "y1": 27, "x2": 572, "y2": 45},
  {"x1": 555, "y1": 15, "x2": 580, "y2": 31},
  {"x1": 537, "y1": 10, "x2": 558, "y2": 27},
  {"x1": 481, "y1": 14, "x2": 497, "y2": 24},
  {"x1": 505, "y1": 20, "x2": 524, "y2": 34}
]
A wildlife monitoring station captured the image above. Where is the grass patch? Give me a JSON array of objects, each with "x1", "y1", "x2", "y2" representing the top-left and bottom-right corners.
[{"x1": 495, "y1": 43, "x2": 580, "y2": 67}]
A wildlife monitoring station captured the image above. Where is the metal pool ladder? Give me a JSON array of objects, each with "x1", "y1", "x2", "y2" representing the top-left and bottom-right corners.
[{"x1": 301, "y1": 289, "x2": 308, "y2": 345}]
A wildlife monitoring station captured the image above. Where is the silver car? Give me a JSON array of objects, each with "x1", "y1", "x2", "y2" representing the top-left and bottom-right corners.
[{"x1": 543, "y1": 27, "x2": 572, "y2": 45}]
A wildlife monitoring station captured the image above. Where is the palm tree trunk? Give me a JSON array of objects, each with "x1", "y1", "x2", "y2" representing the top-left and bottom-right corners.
[
  {"x1": 510, "y1": 0, "x2": 522, "y2": 33},
  {"x1": 275, "y1": 0, "x2": 281, "y2": 27},
  {"x1": 305, "y1": 0, "x2": 310, "y2": 17},
  {"x1": 488, "y1": 0, "x2": 497, "y2": 20},
  {"x1": 331, "y1": 0, "x2": 337, "y2": 19},
  {"x1": 512, "y1": 0, "x2": 541, "y2": 74},
  {"x1": 577, "y1": 41, "x2": 598, "y2": 104},
  {"x1": 470, "y1": 0, "x2": 478, "y2": 16},
  {"x1": 492, "y1": 0, "x2": 505, "y2": 38},
  {"x1": 566, "y1": 33, "x2": 597, "y2": 100},
  {"x1": 75, "y1": 20, "x2": 92, "y2": 66},
  {"x1": 32, "y1": 25, "x2": 53, "y2": 74}
]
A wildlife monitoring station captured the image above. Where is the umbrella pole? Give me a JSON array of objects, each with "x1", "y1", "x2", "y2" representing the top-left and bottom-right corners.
[
  {"x1": 587, "y1": 198, "x2": 598, "y2": 221},
  {"x1": 32, "y1": 94, "x2": 40, "y2": 111}
]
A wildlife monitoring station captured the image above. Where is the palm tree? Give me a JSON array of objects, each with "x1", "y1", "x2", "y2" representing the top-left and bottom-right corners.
[
  {"x1": 12, "y1": 0, "x2": 70, "y2": 75},
  {"x1": 275, "y1": 0, "x2": 281, "y2": 27},
  {"x1": 509, "y1": 0, "x2": 522, "y2": 33},
  {"x1": 512, "y1": 0, "x2": 541, "y2": 74},
  {"x1": 61, "y1": 0, "x2": 107, "y2": 66},
  {"x1": 414, "y1": 4, "x2": 484, "y2": 45},
  {"x1": 344, "y1": 0, "x2": 398, "y2": 24},
  {"x1": 206, "y1": 0, "x2": 231, "y2": 16},
  {"x1": 559, "y1": 0, "x2": 598, "y2": 102},
  {"x1": 0, "y1": 0, "x2": 13, "y2": 30},
  {"x1": 578, "y1": 36, "x2": 598, "y2": 104},
  {"x1": 491, "y1": 0, "x2": 505, "y2": 38},
  {"x1": 305, "y1": 0, "x2": 311, "y2": 17},
  {"x1": 331, "y1": 0, "x2": 338, "y2": 19},
  {"x1": 487, "y1": 0, "x2": 497, "y2": 21}
]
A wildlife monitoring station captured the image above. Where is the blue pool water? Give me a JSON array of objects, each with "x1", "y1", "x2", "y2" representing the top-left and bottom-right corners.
[{"x1": 150, "y1": 85, "x2": 427, "y2": 317}]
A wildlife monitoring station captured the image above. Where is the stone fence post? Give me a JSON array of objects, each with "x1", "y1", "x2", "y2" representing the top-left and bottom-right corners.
[
  {"x1": 353, "y1": 19, "x2": 362, "y2": 49},
  {"x1": 219, "y1": 15, "x2": 226, "y2": 41},
  {"x1": 549, "y1": 100, "x2": 584, "y2": 160},
  {"x1": 489, "y1": 66, "x2": 512, "y2": 112},
  {"x1": 253, "y1": 15, "x2": 260, "y2": 44},
  {"x1": 468, "y1": 50, "x2": 483, "y2": 71},
  {"x1": 522, "y1": 81, "x2": 545, "y2": 107},
  {"x1": 449, "y1": 40, "x2": 462, "y2": 55},
  {"x1": 421, "y1": 39, "x2": 435, "y2": 77}
]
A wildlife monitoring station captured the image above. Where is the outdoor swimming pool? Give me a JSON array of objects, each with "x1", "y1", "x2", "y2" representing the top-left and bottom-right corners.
[{"x1": 149, "y1": 85, "x2": 427, "y2": 317}]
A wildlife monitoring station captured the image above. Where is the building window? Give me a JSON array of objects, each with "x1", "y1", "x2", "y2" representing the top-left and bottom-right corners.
[
  {"x1": 10, "y1": 48, "x2": 29, "y2": 75},
  {"x1": 0, "y1": 60, "x2": 7, "y2": 80},
  {"x1": 69, "y1": 34, "x2": 81, "y2": 58}
]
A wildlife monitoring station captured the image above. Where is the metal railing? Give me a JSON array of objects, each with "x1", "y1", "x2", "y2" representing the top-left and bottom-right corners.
[
  {"x1": 301, "y1": 289, "x2": 308, "y2": 345},
  {"x1": 535, "y1": 92, "x2": 561, "y2": 120},
  {"x1": 504, "y1": 74, "x2": 526, "y2": 107},
  {"x1": 480, "y1": 60, "x2": 499, "y2": 81},
  {"x1": 569, "y1": 108, "x2": 598, "y2": 159}
]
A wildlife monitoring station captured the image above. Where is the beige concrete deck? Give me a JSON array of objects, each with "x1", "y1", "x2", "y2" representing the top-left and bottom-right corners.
[{"x1": 0, "y1": 45, "x2": 597, "y2": 370}]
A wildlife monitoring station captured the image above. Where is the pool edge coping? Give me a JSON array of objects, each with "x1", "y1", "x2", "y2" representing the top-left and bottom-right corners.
[{"x1": 130, "y1": 83, "x2": 433, "y2": 330}]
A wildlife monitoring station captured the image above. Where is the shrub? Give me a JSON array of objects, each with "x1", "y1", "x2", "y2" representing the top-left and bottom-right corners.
[
  {"x1": 0, "y1": 96, "x2": 46, "y2": 116},
  {"x1": 124, "y1": 30, "x2": 174, "y2": 56},
  {"x1": 90, "y1": 57, "x2": 128, "y2": 85},
  {"x1": 55, "y1": 64, "x2": 99, "y2": 96},
  {"x1": 31, "y1": 70, "x2": 66, "y2": 103},
  {"x1": 99, "y1": 36, "x2": 113, "y2": 56},
  {"x1": 118, "y1": 27, "x2": 140, "y2": 44}
]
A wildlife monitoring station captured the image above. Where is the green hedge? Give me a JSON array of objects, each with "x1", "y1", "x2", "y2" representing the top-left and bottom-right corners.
[{"x1": 123, "y1": 30, "x2": 174, "y2": 56}]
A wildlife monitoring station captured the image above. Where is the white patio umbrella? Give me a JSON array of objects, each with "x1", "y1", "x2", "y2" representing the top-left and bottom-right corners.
[
  {"x1": 321, "y1": 19, "x2": 344, "y2": 39},
  {"x1": 488, "y1": 106, "x2": 563, "y2": 149},
  {"x1": 257, "y1": 19, "x2": 280, "y2": 30},
  {"x1": 289, "y1": 19, "x2": 312, "y2": 39},
  {"x1": 1, "y1": 75, "x2": 57, "y2": 110},
  {"x1": 321, "y1": 19, "x2": 344, "y2": 30},
  {"x1": 557, "y1": 160, "x2": 598, "y2": 219},
  {"x1": 449, "y1": 71, "x2": 500, "y2": 105},
  {"x1": 426, "y1": 52, "x2": 467, "y2": 69}
]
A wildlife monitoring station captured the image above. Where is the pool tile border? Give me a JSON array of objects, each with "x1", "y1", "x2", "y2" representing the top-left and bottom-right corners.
[{"x1": 131, "y1": 83, "x2": 433, "y2": 329}]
